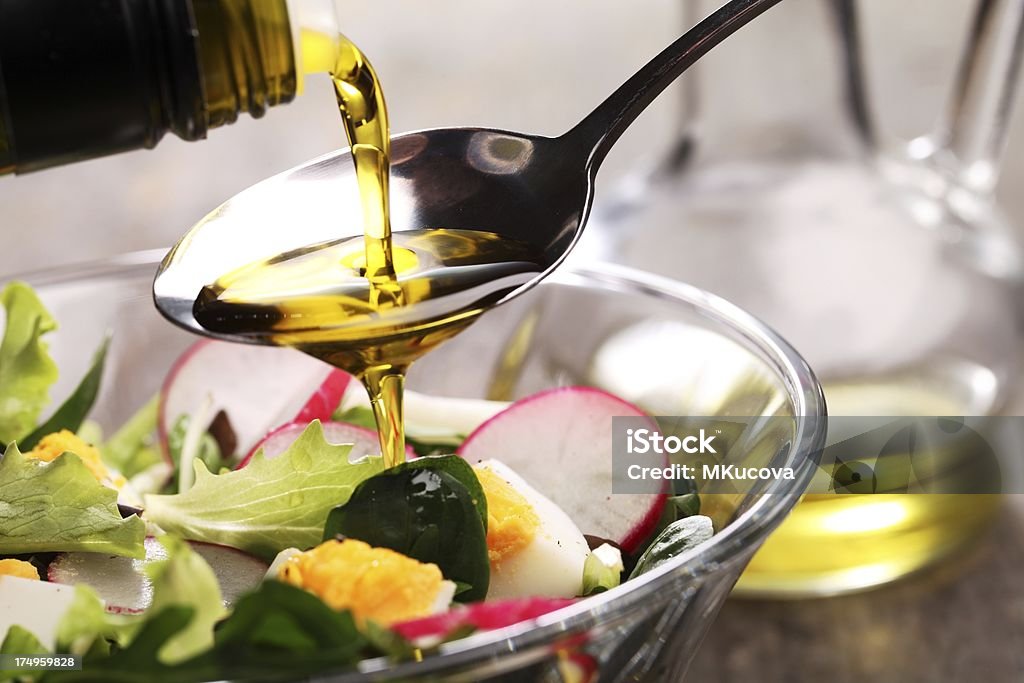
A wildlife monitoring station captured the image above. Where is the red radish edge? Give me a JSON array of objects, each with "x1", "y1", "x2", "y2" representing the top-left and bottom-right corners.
[
  {"x1": 158, "y1": 341, "x2": 350, "y2": 465},
  {"x1": 294, "y1": 370, "x2": 352, "y2": 423},
  {"x1": 157, "y1": 340, "x2": 208, "y2": 465},
  {"x1": 457, "y1": 386, "x2": 667, "y2": 553},
  {"x1": 392, "y1": 597, "x2": 577, "y2": 641},
  {"x1": 237, "y1": 419, "x2": 415, "y2": 468}
]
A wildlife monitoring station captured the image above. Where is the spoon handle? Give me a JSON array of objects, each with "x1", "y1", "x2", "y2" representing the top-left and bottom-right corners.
[{"x1": 565, "y1": 0, "x2": 784, "y2": 171}]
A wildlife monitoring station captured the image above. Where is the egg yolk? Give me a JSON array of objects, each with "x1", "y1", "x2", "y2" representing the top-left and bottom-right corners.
[
  {"x1": 277, "y1": 539, "x2": 444, "y2": 626},
  {"x1": 475, "y1": 465, "x2": 540, "y2": 564},
  {"x1": 0, "y1": 559, "x2": 40, "y2": 581},
  {"x1": 26, "y1": 430, "x2": 122, "y2": 487}
]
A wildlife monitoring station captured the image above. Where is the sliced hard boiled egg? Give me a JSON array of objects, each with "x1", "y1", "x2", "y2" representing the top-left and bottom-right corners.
[
  {"x1": 475, "y1": 459, "x2": 589, "y2": 600},
  {"x1": 26, "y1": 430, "x2": 122, "y2": 486},
  {"x1": 0, "y1": 559, "x2": 40, "y2": 580},
  {"x1": 274, "y1": 539, "x2": 456, "y2": 626},
  {"x1": 23, "y1": 430, "x2": 150, "y2": 508}
]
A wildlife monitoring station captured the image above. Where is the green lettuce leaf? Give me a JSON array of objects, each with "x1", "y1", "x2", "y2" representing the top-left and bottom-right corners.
[
  {"x1": 55, "y1": 586, "x2": 118, "y2": 658},
  {"x1": 142, "y1": 537, "x2": 226, "y2": 664},
  {"x1": 101, "y1": 395, "x2": 160, "y2": 479},
  {"x1": 0, "y1": 282, "x2": 59, "y2": 444},
  {"x1": 208, "y1": 580, "x2": 366, "y2": 672},
  {"x1": 0, "y1": 444, "x2": 145, "y2": 558},
  {"x1": 334, "y1": 406, "x2": 460, "y2": 457},
  {"x1": 19, "y1": 335, "x2": 110, "y2": 451},
  {"x1": 333, "y1": 405, "x2": 377, "y2": 430},
  {"x1": 50, "y1": 607, "x2": 200, "y2": 683},
  {"x1": 1, "y1": 625, "x2": 49, "y2": 682},
  {"x1": 143, "y1": 421, "x2": 385, "y2": 560},
  {"x1": 46, "y1": 583, "x2": 368, "y2": 683},
  {"x1": 165, "y1": 414, "x2": 222, "y2": 492},
  {"x1": 581, "y1": 544, "x2": 624, "y2": 596},
  {"x1": 44, "y1": 538, "x2": 225, "y2": 678}
]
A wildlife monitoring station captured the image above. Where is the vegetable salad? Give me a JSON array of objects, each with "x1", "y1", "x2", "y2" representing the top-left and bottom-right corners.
[{"x1": 0, "y1": 282, "x2": 714, "y2": 682}]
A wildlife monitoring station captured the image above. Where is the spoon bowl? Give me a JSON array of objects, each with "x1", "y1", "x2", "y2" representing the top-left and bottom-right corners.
[
  {"x1": 153, "y1": 128, "x2": 590, "y2": 341},
  {"x1": 154, "y1": 0, "x2": 784, "y2": 341}
]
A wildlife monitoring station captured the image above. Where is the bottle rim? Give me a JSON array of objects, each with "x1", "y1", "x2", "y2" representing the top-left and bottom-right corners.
[{"x1": 286, "y1": 0, "x2": 341, "y2": 95}]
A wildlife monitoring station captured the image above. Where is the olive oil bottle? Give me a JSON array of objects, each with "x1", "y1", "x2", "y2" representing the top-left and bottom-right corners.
[{"x1": 0, "y1": 0, "x2": 328, "y2": 174}]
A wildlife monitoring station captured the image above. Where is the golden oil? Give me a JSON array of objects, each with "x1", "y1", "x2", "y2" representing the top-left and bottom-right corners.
[
  {"x1": 194, "y1": 34, "x2": 545, "y2": 468},
  {"x1": 736, "y1": 381, "x2": 1001, "y2": 596},
  {"x1": 192, "y1": 0, "x2": 298, "y2": 125},
  {"x1": 194, "y1": 227, "x2": 545, "y2": 467}
]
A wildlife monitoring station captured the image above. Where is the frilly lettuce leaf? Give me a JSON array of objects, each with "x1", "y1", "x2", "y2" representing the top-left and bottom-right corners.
[
  {"x1": 143, "y1": 536, "x2": 226, "y2": 664},
  {"x1": 19, "y1": 335, "x2": 110, "y2": 451},
  {"x1": 100, "y1": 395, "x2": 161, "y2": 479},
  {"x1": 0, "y1": 443, "x2": 145, "y2": 558},
  {"x1": 45, "y1": 582, "x2": 367, "y2": 682},
  {"x1": 143, "y1": 421, "x2": 385, "y2": 560},
  {"x1": 0, "y1": 282, "x2": 59, "y2": 444},
  {"x1": 0, "y1": 625, "x2": 49, "y2": 682},
  {"x1": 48, "y1": 538, "x2": 225, "y2": 674},
  {"x1": 55, "y1": 585, "x2": 119, "y2": 657}
]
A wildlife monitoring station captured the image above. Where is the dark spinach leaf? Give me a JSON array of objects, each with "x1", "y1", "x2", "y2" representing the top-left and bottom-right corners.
[
  {"x1": 404, "y1": 455, "x2": 487, "y2": 529},
  {"x1": 629, "y1": 515, "x2": 714, "y2": 579},
  {"x1": 46, "y1": 607, "x2": 203, "y2": 683},
  {"x1": 20, "y1": 335, "x2": 110, "y2": 451},
  {"x1": 669, "y1": 492, "x2": 701, "y2": 518},
  {"x1": 211, "y1": 580, "x2": 366, "y2": 666},
  {"x1": 324, "y1": 462, "x2": 489, "y2": 601},
  {"x1": 46, "y1": 583, "x2": 369, "y2": 683}
]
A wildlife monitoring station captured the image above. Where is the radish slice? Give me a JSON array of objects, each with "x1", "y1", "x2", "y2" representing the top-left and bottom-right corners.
[
  {"x1": 295, "y1": 369, "x2": 353, "y2": 423},
  {"x1": 237, "y1": 420, "x2": 415, "y2": 468},
  {"x1": 404, "y1": 392, "x2": 510, "y2": 443},
  {"x1": 159, "y1": 340, "x2": 347, "y2": 462},
  {"x1": 48, "y1": 537, "x2": 268, "y2": 614},
  {"x1": 338, "y1": 382, "x2": 509, "y2": 444},
  {"x1": 457, "y1": 386, "x2": 665, "y2": 553},
  {"x1": 392, "y1": 597, "x2": 576, "y2": 641}
]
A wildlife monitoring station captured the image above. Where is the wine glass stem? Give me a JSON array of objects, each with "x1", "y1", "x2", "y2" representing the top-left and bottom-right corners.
[{"x1": 935, "y1": 0, "x2": 1024, "y2": 193}]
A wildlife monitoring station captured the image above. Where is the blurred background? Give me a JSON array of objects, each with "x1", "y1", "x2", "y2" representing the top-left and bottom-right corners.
[
  {"x1": 2, "y1": 0, "x2": 1023, "y2": 680},
  {"x1": 6, "y1": 0, "x2": 1023, "y2": 273}
]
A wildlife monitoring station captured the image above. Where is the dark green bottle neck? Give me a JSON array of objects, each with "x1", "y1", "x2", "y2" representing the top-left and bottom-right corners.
[
  {"x1": 194, "y1": 0, "x2": 297, "y2": 128},
  {"x1": 0, "y1": 0, "x2": 296, "y2": 175}
]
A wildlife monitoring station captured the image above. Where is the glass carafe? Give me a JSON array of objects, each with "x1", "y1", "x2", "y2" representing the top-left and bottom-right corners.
[{"x1": 577, "y1": 0, "x2": 1024, "y2": 596}]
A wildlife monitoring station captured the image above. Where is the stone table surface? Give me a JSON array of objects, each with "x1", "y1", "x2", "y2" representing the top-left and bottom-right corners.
[{"x1": 689, "y1": 496, "x2": 1024, "y2": 682}]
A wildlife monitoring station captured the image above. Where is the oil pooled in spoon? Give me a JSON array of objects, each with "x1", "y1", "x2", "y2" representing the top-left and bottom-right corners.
[{"x1": 193, "y1": 35, "x2": 545, "y2": 468}]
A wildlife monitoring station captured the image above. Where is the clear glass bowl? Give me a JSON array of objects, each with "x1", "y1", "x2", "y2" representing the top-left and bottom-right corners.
[{"x1": 12, "y1": 252, "x2": 826, "y2": 682}]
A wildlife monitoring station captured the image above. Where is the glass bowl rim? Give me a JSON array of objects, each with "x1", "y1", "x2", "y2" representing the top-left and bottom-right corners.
[{"x1": 6, "y1": 250, "x2": 827, "y2": 679}]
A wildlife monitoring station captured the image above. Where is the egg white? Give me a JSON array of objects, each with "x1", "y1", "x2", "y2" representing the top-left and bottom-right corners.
[{"x1": 477, "y1": 459, "x2": 589, "y2": 600}]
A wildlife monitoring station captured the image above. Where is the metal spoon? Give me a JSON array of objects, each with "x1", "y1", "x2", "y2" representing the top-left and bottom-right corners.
[{"x1": 154, "y1": 0, "x2": 783, "y2": 339}]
